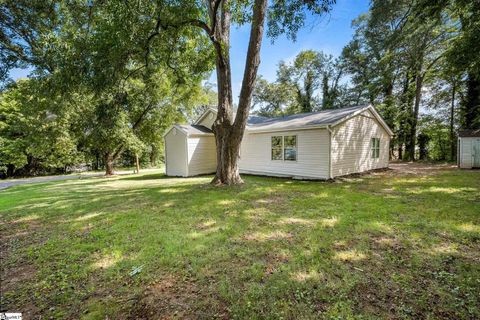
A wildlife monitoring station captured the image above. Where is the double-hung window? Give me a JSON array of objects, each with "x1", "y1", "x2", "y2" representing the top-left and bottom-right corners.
[
  {"x1": 371, "y1": 138, "x2": 380, "y2": 158},
  {"x1": 271, "y1": 136, "x2": 297, "y2": 161}
]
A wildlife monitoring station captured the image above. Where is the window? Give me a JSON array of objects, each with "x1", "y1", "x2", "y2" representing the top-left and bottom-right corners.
[
  {"x1": 271, "y1": 135, "x2": 297, "y2": 161},
  {"x1": 284, "y1": 136, "x2": 297, "y2": 161},
  {"x1": 371, "y1": 138, "x2": 380, "y2": 158},
  {"x1": 271, "y1": 136, "x2": 283, "y2": 160}
]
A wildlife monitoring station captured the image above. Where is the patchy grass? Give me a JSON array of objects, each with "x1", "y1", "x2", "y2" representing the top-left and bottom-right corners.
[{"x1": 1, "y1": 167, "x2": 479, "y2": 319}]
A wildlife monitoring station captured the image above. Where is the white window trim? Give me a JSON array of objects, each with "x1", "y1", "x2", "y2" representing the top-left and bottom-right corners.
[{"x1": 271, "y1": 135, "x2": 297, "y2": 162}]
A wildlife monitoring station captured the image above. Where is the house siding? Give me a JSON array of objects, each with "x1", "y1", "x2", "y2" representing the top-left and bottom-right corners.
[
  {"x1": 239, "y1": 129, "x2": 330, "y2": 179},
  {"x1": 165, "y1": 128, "x2": 188, "y2": 177},
  {"x1": 458, "y1": 137, "x2": 476, "y2": 168},
  {"x1": 331, "y1": 110, "x2": 390, "y2": 177},
  {"x1": 187, "y1": 136, "x2": 217, "y2": 176}
]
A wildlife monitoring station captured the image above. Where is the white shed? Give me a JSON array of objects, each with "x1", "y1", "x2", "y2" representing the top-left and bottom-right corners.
[
  {"x1": 458, "y1": 129, "x2": 480, "y2": 169},
  {"x1": 164, "y1": 124, "x2": 217, "y2": 177}
]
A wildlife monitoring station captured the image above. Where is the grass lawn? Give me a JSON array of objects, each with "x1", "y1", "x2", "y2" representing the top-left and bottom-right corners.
[{"x1": 1, "y1": 166, "x2": 479, "y2": 319}]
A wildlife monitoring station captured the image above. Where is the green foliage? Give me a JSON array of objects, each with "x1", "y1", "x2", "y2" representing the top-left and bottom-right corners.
[
  {"x1": 253, "y1": 50, "x2": 345, "y2": 116},
  {"x1": 0, "y1": 79, "x2": 83, "y2": 176}
]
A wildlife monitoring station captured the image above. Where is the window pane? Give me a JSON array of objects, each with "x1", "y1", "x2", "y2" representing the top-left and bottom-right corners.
[
  {"x1": 284, "y1": 136, "x2": 297, "y2": 161},
  {"x1": 371, "y1": 138, "x2": 379, "y2": 159},
  {"x1": 272, "y1": 136, "x2": 282, "y2": 147},
  {"x1": 284, "y1": 148, "x2": 296, "y2": 161},
  {"x1": 284, "y1": 136, "x2": 296, "y2": 147},
  {"x1": 271, "y1": 136, "x2": 283, "y2": 160},
  {"x1": 272, "y1": 148, "x2": 283, "y2": 160}
]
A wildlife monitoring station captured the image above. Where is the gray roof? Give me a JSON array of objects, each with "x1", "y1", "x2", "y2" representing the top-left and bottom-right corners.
[
  {"x1": 458, "y1": 129, "x2": 480, "y2": 137},
  {"x1": 177, "y1": 124, "x2": 213, "y2": 135},
  {"x1": 247, "y1": 105, "x2": 370, "y2": 131}
]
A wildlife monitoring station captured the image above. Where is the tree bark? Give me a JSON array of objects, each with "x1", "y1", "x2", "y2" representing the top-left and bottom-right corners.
[
  {"x1": 463, "y1": 73, "x2": 480, "y2": 129},
  {"x1": 105, "y1": 153, "x2": 114, "y2": 175},
  {"x1": 450, "y1": 83, "x2": 456, "y2": 161},
  {"x1": 211, "y1": 0, "x2": 268, "y2": 185},
  {"x1": 408, "y1": 71, "x2": 424, "y2": 161},
  {"x1": 135, "y1": 153, "x2": 140, "y2": 173}
]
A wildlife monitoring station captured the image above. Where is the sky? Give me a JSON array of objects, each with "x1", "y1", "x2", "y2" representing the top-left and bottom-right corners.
[
  {"x1": 214, "y1": 0, "x2": 370, "y2": 100},
  {"x1": 9, "y1": 0, "x2": 370, "y2": 100}
]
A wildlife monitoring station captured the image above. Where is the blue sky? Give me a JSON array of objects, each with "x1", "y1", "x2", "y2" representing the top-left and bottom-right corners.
[
  {"x1": 217, "y1": 0, "x2": 370, "y2": 100},
  {"x1": 9, "y1": 0, "x2": 370, "y2": 100}
]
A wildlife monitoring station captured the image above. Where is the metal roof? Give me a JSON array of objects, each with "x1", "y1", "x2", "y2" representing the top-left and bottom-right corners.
[
  {"x1": 168, "y1": 104, "x2": 393, "y2": 137},
  {"x1": 177, "y1": 124, "x2": 213, "y2": 136},
  {"x1": 247, "y1": 105, "x2": 370, "y2": 131}
]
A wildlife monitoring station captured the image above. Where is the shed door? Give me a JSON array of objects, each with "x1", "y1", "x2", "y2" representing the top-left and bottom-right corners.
[{"x1": 473, "y1": 138, "x2": 480, "y2": 168}]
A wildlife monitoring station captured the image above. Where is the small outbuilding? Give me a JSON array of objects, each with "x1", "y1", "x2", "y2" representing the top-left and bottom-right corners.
[
  {"x1": 458, "y1": 129, "x2": 480, "y2": 169},
  {"x1": 164, "y1": 105, "x2": 394, "y2": 179},
  {"x1": 163, "y1": 124, "x2": 216, "y2": 177}
]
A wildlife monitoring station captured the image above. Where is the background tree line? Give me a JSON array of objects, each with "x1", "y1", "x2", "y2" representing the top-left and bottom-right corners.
[
  {"x1": 0, "y1": 0, "x2": 215, "y2": 178},
  {"x1": 1, "y1": 0, "x2": 479, "y2": 179},
  {"x1": 252, "y1": 0, "x2": 480, "y2": 162}
]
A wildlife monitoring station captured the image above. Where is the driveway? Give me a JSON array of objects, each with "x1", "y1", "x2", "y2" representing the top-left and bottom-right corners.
[{"x1": 0, "y1": 168, "x2": 163, "y2": 190}]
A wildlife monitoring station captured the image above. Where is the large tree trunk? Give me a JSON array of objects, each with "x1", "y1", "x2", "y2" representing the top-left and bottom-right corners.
[
  {"x1": 211, "y1": 0, "x2": 267, "y2": 185},
  {"x1": 450, "y1": 83, "x2": 456, "y2": 161},
  {"x1": 463, "y1": 73, "x2": 480, "y2": 129},
  {"x1": 408, "y1": 71, "x2": 424, "y2": 161},
  {"x1": 105, "y1": 153, "x2": 114, "y2": 175},
  {"x1": 135, "y1": 153, "x2": 140, "y2": 174}
]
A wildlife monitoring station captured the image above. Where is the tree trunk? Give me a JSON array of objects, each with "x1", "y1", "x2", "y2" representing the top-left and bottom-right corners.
[
  {"x1": 105, "y1": 153, "x2": 114, "y2": 175},
  {"x1": 463, "y1": 73, "x2": 480, "y2": 129},
  {"x1": 211, "y1": 0, "x2": 267, "y2": 185},
  {"x1": 450, "y1": 83, "x2": 456, "y2": 161},
  {"x1": 408, "y1": 72, "x2": 424, "y2": 161},
  {"x1": 135, "y1": 153, "x2": 140, "y2": 174}
]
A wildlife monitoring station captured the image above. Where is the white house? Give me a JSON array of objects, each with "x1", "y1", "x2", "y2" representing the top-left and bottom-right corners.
[
  {"x1": 458, "y1": 129, "x2": 480, "y2": 169},
  {"x1": 163, "y1": 104, "x2": 393, "y2": 179}
]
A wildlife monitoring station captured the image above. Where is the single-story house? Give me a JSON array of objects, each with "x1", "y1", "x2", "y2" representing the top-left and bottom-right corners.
[
  {"x1": 163, "y1": 104, "x2": 393, "y2": 179},
  {"x1": 458, "y1": 129, "x2": 480, "y2": 169}
]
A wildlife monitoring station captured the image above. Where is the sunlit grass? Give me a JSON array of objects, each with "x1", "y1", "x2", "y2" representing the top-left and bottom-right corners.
[{"x1": 1, "y1": 168, "x2": 479, "y2": 319}]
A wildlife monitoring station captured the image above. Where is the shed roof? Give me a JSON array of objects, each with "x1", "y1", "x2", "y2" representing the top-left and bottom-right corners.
[
  {"x1": 176, "y1": 124, "x2": 213, "y2": 136},
  {"x1": 458, "y1": 129, "x2": 480, "y2": 137}
]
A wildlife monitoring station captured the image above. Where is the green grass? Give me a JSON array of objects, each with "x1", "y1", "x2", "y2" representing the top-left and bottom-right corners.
[{"x1": 1, "y1": 168, "x2": 479, "y2": 319}]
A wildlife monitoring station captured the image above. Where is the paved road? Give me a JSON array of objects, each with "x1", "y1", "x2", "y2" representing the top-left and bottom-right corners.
[{"x1": 0, "y1": 169, "x2": 163, "y2": 190}]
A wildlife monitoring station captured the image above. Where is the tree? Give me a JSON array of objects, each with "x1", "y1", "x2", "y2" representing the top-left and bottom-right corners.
[
  {"x1": 277, "y1": 50, "x2": 344, "y2": 113},
  {"x1": 149, "y1": 0, "x2": 335, "y2": 184},
  {"x1": 0, "y1": 79, "x2": 83, "y2": 177},
  {"x1": 252, "y1": 76, "x2": 293, "y2": 116}
]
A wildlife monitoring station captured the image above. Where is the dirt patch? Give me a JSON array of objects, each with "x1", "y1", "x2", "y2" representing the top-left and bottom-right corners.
[
  {"x1": 335, "y1": 162, "x2": 457, "y2": 182},
  {"x1": 130, "y1": 275, "x2": 229, "y2": 320},
  {"x1": 264, "y1": 251, "x2": 290, "y2": 276},
  {"x1": 1, "y1": 263, "x2": 37, "y2": 293},
  {"x1": 387, "y1": 162, "x2": 457, "y2": 176}
]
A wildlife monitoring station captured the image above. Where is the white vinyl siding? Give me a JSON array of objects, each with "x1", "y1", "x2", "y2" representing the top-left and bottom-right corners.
[
  {"x1": 187, "y1": 136, "x2": 217, "y2": 176},
  {"x1": 458, "y1": 137, "x2": 480, "y2": 169},
  {"x1": 164, "y1": 128, "x2": 188, "y2": 177},
  {"x1": 331, "y1": 110, "x2": 390, "y2": 177},
  {"x1": 239, "y1": 129, "x2": 330, "y2": 179}
]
